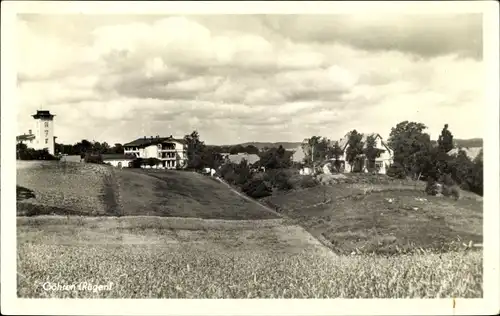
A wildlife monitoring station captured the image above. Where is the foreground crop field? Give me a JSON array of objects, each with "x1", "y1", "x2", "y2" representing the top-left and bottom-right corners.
[
  {"x1": 263, "y1": 181, "x2": 483, "y2": 255},
  {"x1": 17, "y1": 216, "x2": 482, "y2": 298}
]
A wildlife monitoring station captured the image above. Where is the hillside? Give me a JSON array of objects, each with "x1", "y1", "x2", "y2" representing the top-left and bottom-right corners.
[
  {"x1": 17, "y1": 161, "x2": 279, "y2": 220},
  {"x1": 262, "y1": 174, "x2": 483, "y2": 255},
  {"x1": 454, "y1": 138, "x2": 483, "y2": 148}
]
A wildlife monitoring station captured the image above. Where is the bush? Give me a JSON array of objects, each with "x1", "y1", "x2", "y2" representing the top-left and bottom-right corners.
[
  {"x1": 84, "y1": 153, "x2": 103, "y2": 164},
  {"x1": 386, "y1": 163, "x2": 406, "y2": 179},
  {"x1": 220, "y1": 163, "x2": 240, "y2": 184},
  {"x1": 241, "y1": 179, "x2": 272, "y2": 198},
  {"x1": 146, "y1": 158, "x2": 162, "y2": 167},
  {"x1": 264, "y1": 169, "x2": 294, "y2": 191},
  {"x1": 442, "y1": 185, "x2": 461, "y2": 200},
  {"x1": 17, "y1": 147, "x2": 59, "y2": 161},
  {"x1": 425, "y1": 179, "x2": 441, "y2": 195},
  {"x1": 299, "y1": 175, "x2": 319, "y2": 188},
  {"x1": 129, "y1": 158, "x2": 143, "y2": 168}
]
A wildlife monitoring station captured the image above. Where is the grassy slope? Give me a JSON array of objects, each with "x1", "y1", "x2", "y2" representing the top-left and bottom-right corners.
[
  {"x1": 17, "y1": 162, "x2": 278, "y2": 220},
  {"x1": 16, "y1": 161, "x2": 114, "y2": 216},
  {"x1": 263, "y1": 179, "x2": 483, "y2": 255},
  {"x1": 17, "y1": 216, "x2": 481, "y2": 298},
  {"x1": 116, "y1": 169, "x2": 279, "y2": 219}
]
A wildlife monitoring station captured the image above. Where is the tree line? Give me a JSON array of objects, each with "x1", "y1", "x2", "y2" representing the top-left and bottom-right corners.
[{"x1": 16, "y1": 121, "x2": 483, "y2": 196}]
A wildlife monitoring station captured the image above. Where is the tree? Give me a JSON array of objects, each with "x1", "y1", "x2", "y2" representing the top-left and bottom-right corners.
[
  {"x1": 471, "y1": 150, "x2": 483, "y2": 195},
  {"x1": 387, "y1": 121, "x2": 432, "y2": 178},
  {"x1": 364, "y1": 135, "x2": 384, "y2": 173},
  {"x1": 438, "y1": 124, "x2": 454, "y2": 153},
  {"x1": 331, "y1": 141, "x2": 344, "y2": 172},
  {"x1": 449, "y1": 149, "x2": 474, "y2": 190},
  {"x1": 229, "y1": 145, "x2": 244, "y2": 154},
  {"x1": 302, "y1": 136, "x2": 334, "y2": 167},
  {"x1": 345, "y1": 130, "x2": 364, "y2": 172},
  {"x1": 235, "y1": 159, "x2": 251, "y2": 185},
  {"x1": 184, "y1": 130, "x2": 206, "y2": 169},
  {"x1": 259, "y1": 145, "x2": 292, "y2": 169},
  {"x1": 112, "y1": 143, "x2": 124, "y2": 154},
  {"x1": 200, "y1": 147, "x2": 223, "y2": 169},
  {"x1": 244, "y1": 145, "x2": 259, "y2": 155}
]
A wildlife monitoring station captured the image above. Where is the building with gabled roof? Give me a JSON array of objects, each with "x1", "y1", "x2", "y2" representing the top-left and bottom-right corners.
[
  {"x1": 123, "y1": 135, "x2": 188, "y2": 169},
  {"x1": 226, "y1": 153, "x2": 261, "y2": 165},
  {"x1": 337, "y1": 132, "x2": 393, "y2": 174}
]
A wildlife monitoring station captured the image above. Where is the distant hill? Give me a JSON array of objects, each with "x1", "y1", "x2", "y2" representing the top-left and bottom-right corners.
[
  {"x1": 232, "y1": 142, "x2": 302, "y2": 151},
  {"x1": 454, "y1": 138, "x2": 483, "y2": 148}
]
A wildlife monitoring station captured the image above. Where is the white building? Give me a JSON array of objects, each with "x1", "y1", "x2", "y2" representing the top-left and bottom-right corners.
[
  {"x1": 123, "y1": 135, "x2": 188, "y2": 169},
  {"x1": 337, "y1": 132, "x2": 394, "y2": 174},
  {"x1": 16, "y1": 110, "x2": 57, "y2": 156},
  {"x1": 102, "y1": 154, "x2": 136, "y2": 168}
]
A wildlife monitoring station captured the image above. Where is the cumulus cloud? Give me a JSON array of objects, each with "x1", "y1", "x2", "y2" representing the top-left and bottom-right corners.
[{"x1": 16, "y1": 13, "x2": 484, "y2": 145}]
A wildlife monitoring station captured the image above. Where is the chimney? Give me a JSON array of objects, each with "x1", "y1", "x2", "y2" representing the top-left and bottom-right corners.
[
  {"x1": 170, "y1": 135, "x2": 173, "y2": 138},
  {"x1": 144, "y1": 136, "x2": 146, "y2": 139},
  {"x1": 28, "y1": 129, "x2": 32, "y2": 135}
]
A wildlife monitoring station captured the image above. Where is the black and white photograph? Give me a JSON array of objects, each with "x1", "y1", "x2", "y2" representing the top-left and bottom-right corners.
[{"x1": 2, "y1": 1, "x2": 499, "y2": 315}]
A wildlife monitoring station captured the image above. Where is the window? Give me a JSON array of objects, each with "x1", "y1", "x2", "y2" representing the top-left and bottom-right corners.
[
  {"x1": 45, "y1": 130, "x2": 49, "y2": 136},
  {"x1": 44, "y1": 122, "x2": 49, "y2": 128},
  {"x1": 45, "y1": 138, "x2": 48, "y2": 144}
]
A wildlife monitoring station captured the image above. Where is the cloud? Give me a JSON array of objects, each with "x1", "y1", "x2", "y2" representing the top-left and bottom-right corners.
[
  {"x1": 16, "y1": 14, "x2": 484, "y2": 145},
  {"x1": 264, "y1": 14, "x2": 482, "y2": 60}
]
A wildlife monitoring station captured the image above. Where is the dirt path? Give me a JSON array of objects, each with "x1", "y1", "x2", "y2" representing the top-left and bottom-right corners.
[
  {"x1": 213, "y1": 176, "x2": 338, "y2": 255},
  {"x1": 213, "y1": 177, "x2": 284, "y2": 218}
]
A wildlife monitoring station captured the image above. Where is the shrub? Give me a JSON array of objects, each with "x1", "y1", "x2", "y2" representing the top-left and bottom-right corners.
[
  {"x1": 241, "y1": 179, "x2": 272, "y2": 198},
  {"x1": 17, "y1": 147, "x2": 59, "y2": 161},
  {"x1": 442, "y1": 185, "x2": 461, "y2": 200},
  {"x1": 425, "y1": 179, "x2": 441, "y2": 196},
  {"x1": 129, "y1": 158, "x2": 144, "y2": 168},
  {"x1": 220, "y1": 164, "x2": 239, "y2": 184},
  {"x1": 84, "y1": 153, "x2": 103, "y2": 164},
  {"x1": 264, "y1": 169, "x2": 294, "y2": 191},
  {"x1": 299, "y1": 175, "x2": 319, "y2": 188},
  {"x1": 146, "y1": 158, "x2": 162, "y2": 167},
  {"x1": 386, "y1": 163, "x2": 406, "y2": 179}
]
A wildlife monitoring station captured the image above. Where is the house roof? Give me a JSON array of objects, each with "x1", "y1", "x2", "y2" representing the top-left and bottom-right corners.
[
  {"x1": 448, "y1": 147, "x2": 482, "y2": 161},
  {"x1": 227, "y1": 153, "x2": 260, "y2": 165},
  {"x1": 16, "y1": 134, "x2": 36, "y2": 141},
  {"x1": 32, "y1": 110, "x2": 55, "y2": 119},
  {"x1": 123, "y1": 136, "x2": 186, "y2": 147},
  {"x1": 102, "y1": 154, "x2": 136, "y2": 161},
  {"x1": 338, "y1": 132, "x2": 392, "y2": 152},
  {"x1": 291, "y1": 145, "x2": 306, "y2": 162}
]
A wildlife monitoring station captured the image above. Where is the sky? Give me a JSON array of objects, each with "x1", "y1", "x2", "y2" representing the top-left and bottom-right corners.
[{"x1": 17, "y1": 13, "x2": 484, "y2": 145}]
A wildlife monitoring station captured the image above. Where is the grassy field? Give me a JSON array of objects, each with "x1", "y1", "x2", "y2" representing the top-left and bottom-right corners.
[
  {"x1": 17, "y1": 216, "x2": 482, "y2": 298},
  {"x1": 17, "y1": 161, "x2": 115, "y2": 216},
  {"x1": 16, "y1": 162, "x2": 483, "y2": 298},
  {"x1": 262, "y1": 179, "x2": 483, "y2": 255}
]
